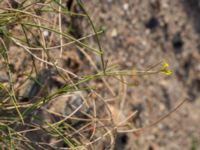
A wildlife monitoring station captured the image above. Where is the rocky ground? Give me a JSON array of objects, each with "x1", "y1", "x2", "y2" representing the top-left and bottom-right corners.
[{"x1": 82, "y1": 0, "x2": 200, "y2": 149}]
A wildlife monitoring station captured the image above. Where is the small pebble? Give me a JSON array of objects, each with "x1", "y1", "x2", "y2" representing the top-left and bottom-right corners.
[
  {"x1": 43, "y1": 30, "x2": 49, "y2": 37},
  {"x1": 145, "y1": 17, "x2": 159, "y2": 30},
  {"x1": 172, "y1": 32, "x2": 183, "y2": 53},
  {"x1": 123, "y1": 3, "x2": 129, "y2": 11},
  {"x1": 111, "y1": 28, "x2": 118, "y2": 37}
]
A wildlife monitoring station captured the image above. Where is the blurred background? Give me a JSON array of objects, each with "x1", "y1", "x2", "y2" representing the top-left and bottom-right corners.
[{"x1": 82, "y1": 0, "x2": 200, "y2": 149}]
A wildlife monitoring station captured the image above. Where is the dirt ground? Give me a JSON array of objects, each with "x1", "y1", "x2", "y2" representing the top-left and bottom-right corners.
[
  {"x1": 0, "y1": 0, "x2": 200, "y2": 150},
  {"x1": 82, "y1": 0, "x2": 200, "y2": 149}
]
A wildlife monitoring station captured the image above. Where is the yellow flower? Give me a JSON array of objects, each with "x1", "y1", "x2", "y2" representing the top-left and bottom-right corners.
[{"x1": 160, "y1": 63, "x2": 172, "y2": 76}]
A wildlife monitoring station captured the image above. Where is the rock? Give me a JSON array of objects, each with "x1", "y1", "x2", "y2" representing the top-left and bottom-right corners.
[
  {"x1": 111, "y1": 28, "x2": 118, "y2": 37},
  {"x1": 48, "y1": 91, "x2": 86, "y2": 117},
  {"x1": 123, "y1": 3, "x2": 129, "y2": 11},
  {"x1": 172, "y1": 32, "x2": 184, "y2": 54},
  {"x1": 145, "y1": 17, "x2": 159, "y2": 30}
]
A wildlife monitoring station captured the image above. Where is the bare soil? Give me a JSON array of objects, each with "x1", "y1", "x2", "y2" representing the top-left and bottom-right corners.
[{"x1": 83, "y1": 0, "x2": 200, "y2": 149}]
